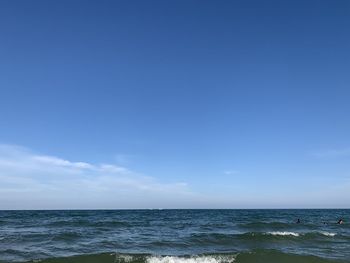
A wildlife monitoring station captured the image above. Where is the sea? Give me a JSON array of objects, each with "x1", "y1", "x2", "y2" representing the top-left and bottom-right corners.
[{"x1": 0, "y1": 209, "x2": 349, "y2": 263}]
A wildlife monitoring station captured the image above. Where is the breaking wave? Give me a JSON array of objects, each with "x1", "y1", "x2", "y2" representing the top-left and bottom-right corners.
[{"x1": 18, "y1": 250, "x2": 344, "y2": 263}]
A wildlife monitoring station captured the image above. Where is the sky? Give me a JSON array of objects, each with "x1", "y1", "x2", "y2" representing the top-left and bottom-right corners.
[{"x1": 0, "y1": 0, "x2": 350, "y2": 209}]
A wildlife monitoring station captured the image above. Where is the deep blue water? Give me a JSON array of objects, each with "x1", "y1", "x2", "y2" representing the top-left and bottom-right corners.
[{"x1": 0, "y1": 209, "x2": 349, "y2": 263}]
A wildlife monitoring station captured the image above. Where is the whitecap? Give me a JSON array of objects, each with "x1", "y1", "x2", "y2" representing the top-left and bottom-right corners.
[
  {"x1": 266, "y1": 231, "x2": 300, "y2": 237},
  {"x1": 116, "y1": 254, "x2": 134, "y2": 262},
  {"x1": 319, "y1": 231, "x2": 336, "y2": 237},
  {"x1": 146, "y1": 255, "x2": 236, "y2": 263}
]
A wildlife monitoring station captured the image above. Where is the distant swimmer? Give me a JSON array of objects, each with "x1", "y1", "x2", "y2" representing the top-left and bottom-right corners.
[
  {"x1": 296, "y1": 218, "x2": 301, "y2": 224},
  {"x1": 337, "y1": 219, "x2": 343, "y2": 225}
]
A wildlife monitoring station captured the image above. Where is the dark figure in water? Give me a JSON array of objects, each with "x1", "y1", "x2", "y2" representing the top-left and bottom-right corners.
[
  {"x1": 296, "y1": 218, "x2": 301, "y2": 224},
  {"x1": 338, "y1": 219, "x2": 343, "y2": 224}
]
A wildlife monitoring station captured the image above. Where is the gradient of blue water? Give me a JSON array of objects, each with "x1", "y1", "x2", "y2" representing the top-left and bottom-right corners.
[{"x1": 0, "y1": 209, "x2": 349, "y2": 262}]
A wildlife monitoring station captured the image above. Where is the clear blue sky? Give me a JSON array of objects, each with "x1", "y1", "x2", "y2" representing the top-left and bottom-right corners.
[{"x1": 0, "y1": 0, "x2": 349, "y2": 209}]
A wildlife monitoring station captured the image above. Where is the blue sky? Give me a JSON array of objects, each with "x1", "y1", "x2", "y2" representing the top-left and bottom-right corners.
[{"x1": 0, "y1": 0, "x2": 350, "y2": 209}]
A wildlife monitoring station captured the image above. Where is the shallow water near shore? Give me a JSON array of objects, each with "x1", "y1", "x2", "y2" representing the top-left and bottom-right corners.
[{"x1": 0, "y1": 209, "x2": 349, "y2": 263}]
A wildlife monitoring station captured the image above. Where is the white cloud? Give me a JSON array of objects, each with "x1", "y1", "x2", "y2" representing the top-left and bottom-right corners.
[
  {"x1": 223, "y1": 170, "x2": 239, "y2": 175},
  {"x1": 0, "y1": 144, "x2": 195, "y2": 209},
  {"x1": 2, "y1": 145, "x2": 348, "y2": 209},
  {"x1": 32, "y1": 155, "x2": 93, "y2": 169}
]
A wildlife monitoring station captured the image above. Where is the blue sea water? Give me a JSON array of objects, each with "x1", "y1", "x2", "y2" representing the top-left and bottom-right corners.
[{"x1": 0, "y1": 209, "x2": 349, "y2": 263}]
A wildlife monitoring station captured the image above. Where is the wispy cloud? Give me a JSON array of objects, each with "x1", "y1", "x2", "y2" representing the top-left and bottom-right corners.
[
  {"x1": 0, "y1": 144, "x2": 194, "y2": 209},
  {"x1": 32, "y1": 155, "x2": 93, "y2": 169},
  {"x1": 223, "y1": 170, "x2": 239, "y2": 175},
  {"x1": 310, "y1": 148, "x2": 350, "y2": 158}
]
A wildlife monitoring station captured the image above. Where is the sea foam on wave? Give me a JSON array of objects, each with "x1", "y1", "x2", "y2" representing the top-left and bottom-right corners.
[
  {"x1": 146, "y1": 255, "x2": 236, "y2": 263},
  {"x1": 319, "y1": 231, "x2": 336, "y2": 237},
  {"x1": 265, "y1": 231, "x2": 336, "y2": 237},
  {"x1": 266, "y1": 231, "x2": 300, "y2": 237}
]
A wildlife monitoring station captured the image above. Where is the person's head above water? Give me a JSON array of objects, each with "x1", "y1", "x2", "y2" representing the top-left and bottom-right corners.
[
  {"x1": 297, "y1": 218, "x2": 301, "y2": 224},
  {"x1": 338, "y1": 219, "x2": 343, "y2": 224}
]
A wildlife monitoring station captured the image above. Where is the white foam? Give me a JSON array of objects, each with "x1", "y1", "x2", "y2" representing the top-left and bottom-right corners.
[
  {"x1": 116, "y1": 254, "x2": 134, "y2": 262},
  {"x1": 267, "y1": 231, "x2": 300, "y2": 237},
  {"x1": 146, "y1": 255, "x2": 236, "y2": 263},
  {"x1": 319, "y1": 231, "x2": 336, "y2": 237},
  {"x1": 266, "y1": 231, "x2": 336, "y2": 237}
]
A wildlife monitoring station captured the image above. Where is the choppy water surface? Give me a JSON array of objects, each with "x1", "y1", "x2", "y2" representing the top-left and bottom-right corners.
[{"x1": 0, "y1": 209, "x2": 349, "y2": 263}]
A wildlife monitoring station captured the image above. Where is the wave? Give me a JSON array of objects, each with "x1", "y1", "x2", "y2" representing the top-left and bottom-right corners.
[
  {"x1": 234, "y1": 249, "x2": 343, "y2": 263},
  {"x1": 265, "y1": 231, "x2": 337, "y2": 238},
  {"x1": 189, "y1": 231, "x2": 338, "y2": 243},
  {"x1": 266, "y1": 231, "x2": 300, "y2": 236},
  {"x1": 16, "y1": 250, "x2": 344, "y2": 263},
  {"x1": 319, "y1": 232, "x2": 336, "y2": 237},
  {"x1": 50, "y1": 231, "x2": 83, "y2": 241},
  {"x1": 146, "y1": 255, "x2": 236, "y2": 263},
  {"x1": 238, "y1": 222, "x2": 293, "y2": 229},
  {"x1": 245, "y1": 231, "x2": 339, "y2": 239},
  {"x1": 46, "y1": 220, "x2": 131, "y2": 228},
  {"x1": 237, "y1": 221, "x2": 338, "y2": 231}
]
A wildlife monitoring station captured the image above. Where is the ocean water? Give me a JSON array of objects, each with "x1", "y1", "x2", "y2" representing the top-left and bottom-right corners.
[{"x1": 0, "y1": 209, "x2": 349, "y2": 263}]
